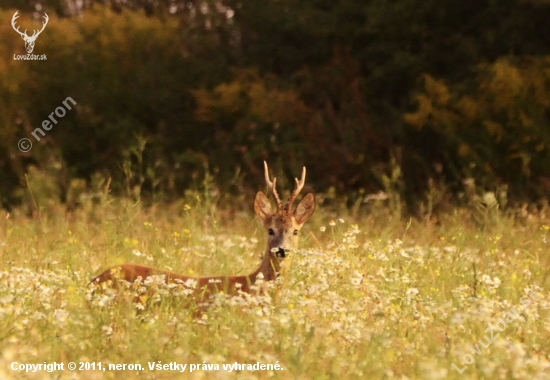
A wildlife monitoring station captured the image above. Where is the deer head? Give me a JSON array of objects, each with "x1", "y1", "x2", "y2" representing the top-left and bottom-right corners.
[
  {"x1": 11, "y1": 11, "x2": 49, "y2": 54},
  {"x1": 254, "y1": 161, "x2": 315, "y2": 261}
]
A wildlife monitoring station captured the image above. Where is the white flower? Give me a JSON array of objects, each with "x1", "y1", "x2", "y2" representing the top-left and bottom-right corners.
[
  {"x1": 350, "y1": 271, "x2": 363, "y2": 286},
  {"x1": 177, "y1": 278, "x2": 197, "y2": 289},
  {"x1": 53, "y1": 309, "x2": 69, "y2": 327},
  {"x1": 102, "y1": 325, "x2": 113, "y2": 336}
]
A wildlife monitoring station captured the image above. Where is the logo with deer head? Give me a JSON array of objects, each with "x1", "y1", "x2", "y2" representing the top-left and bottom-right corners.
[{"x1": 11, "y1": 11, "x2": 49, "y2": 54}]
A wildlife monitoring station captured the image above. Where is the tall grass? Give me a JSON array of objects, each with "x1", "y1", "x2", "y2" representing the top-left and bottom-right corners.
[{"x1": 1, "y1": 187, "x2": 550, "y2": 379}]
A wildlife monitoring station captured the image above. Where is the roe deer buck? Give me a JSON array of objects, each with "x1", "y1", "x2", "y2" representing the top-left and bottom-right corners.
[{"x1": 89, "y1": 162, "x2": 315, "y2": 301}]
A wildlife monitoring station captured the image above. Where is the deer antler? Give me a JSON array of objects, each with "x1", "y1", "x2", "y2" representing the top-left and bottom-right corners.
[
  {"x1": 263, "y1": 161, "x2": 283, "y2": 210},
  {"x1": 11, "y1": 11, "x2": 27, "y2": 38},
  {"x1": 286, "y1": 166, "x2": 306, "y2": 212}
]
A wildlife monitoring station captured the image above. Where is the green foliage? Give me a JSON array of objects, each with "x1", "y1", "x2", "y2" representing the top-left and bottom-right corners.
[
  {"x1": 2, "y1": 0, "x2": 550, "y2": 209},
  {"x1": 405, "y1": 58, "x2": 550, "y2": 197},
  {"x1": 193, "y1": 69, "x2": 310, "y2": 177},
  {"x1": 0, "y1": 7, "x2": 230, "y2": 206}
]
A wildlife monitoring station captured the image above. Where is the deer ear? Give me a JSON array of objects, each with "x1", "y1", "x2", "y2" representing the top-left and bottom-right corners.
[
  {"x1": 254, "y1": 191, "x2": 273, "y2": 223},
  {"x1": 294, "y1": 193, "x2": 315, "y2": 225}
]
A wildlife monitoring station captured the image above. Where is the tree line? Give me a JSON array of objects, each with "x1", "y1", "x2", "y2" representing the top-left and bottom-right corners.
[{"x1": 1, "y1": 0, "x2": 550, "y2": 213}]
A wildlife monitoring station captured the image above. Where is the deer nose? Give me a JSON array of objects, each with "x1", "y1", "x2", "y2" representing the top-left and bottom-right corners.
[{"x1": 276, "y1": 248, "x2": 286, "y2": 259}]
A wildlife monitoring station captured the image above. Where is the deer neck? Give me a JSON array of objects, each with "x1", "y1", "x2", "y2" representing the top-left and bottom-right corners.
[{"x1": 250, "y1": 248, "x2": 281, "y2": 283}]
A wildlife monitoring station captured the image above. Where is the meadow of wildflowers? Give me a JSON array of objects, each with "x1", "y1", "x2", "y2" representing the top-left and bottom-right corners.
[{"x1": 0, "y1": 194, "x2": 550, "y2": 379}]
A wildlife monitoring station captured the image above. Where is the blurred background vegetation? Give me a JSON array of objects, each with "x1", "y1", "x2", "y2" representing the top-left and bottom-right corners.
[{"x1": 1, "y1": 0, "x2": 550, "y2": 216}]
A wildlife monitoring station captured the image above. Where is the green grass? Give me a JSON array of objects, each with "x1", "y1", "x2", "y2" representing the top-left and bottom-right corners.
[{"x1": 1, "y1": 194, "x2": 550, "y2": 379}]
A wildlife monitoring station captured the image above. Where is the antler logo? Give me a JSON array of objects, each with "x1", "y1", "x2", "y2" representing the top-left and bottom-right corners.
[{"x1": 11, "y1": 11, "x2": 49, "y2": 54}]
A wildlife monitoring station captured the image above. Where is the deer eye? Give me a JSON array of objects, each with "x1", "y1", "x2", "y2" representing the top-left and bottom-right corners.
[
  {"x1": 293, "y1": 230, "x2": 299, "y2": 235},
  {"x1": 268, "y1": 228, "x2": 275, "y2": 235}
]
